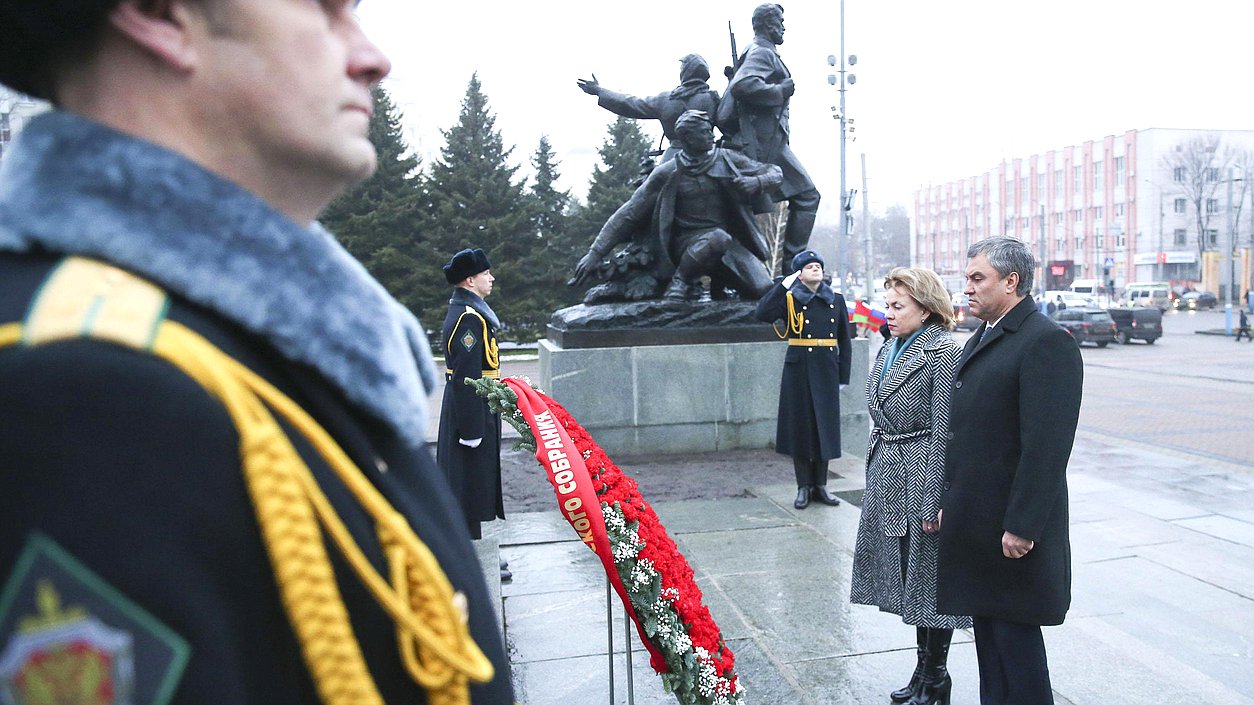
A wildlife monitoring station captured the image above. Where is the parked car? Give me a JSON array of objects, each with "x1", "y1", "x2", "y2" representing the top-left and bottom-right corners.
[
  {"x1": 1051, "y1": 308, "x2": 1117, "y2": 347},
  {"x1": 1173, "y1": 291, "x2": 1218, "y2": 310},
  {"x1": 1106, "y1": 307, "x2": 1161, "y2": 344},
  {"x1": 951, "y1": 293, "x2": 980, "y2": 330}
]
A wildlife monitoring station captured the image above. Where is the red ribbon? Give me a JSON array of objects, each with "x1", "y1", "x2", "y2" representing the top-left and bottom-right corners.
[{"x1": 504, "y1": 379, "x2": 668, "y2": 672}]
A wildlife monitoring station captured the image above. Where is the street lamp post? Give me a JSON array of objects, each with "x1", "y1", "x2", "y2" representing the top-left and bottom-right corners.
[{"x1": 827, "y1": 0, "x2": 856, "y2": 290}]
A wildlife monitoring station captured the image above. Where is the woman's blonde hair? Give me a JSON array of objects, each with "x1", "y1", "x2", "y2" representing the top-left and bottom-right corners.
[{"x1": 883, "y1": 267, "x2": 955, "y2": 330}]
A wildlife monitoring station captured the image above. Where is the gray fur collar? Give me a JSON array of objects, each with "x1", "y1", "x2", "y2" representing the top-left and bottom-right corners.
[
  {"x1": 449, "y1": 288, "x2": 500, "y2": 331},
  {"x1": 0, "y1": 111, "x2": 438, "y2": 447}
]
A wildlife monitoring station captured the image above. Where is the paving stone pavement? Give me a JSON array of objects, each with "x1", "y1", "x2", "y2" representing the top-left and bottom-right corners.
[{"x1": 483, "y1": 431, "x2": 1254, "y2": 705}]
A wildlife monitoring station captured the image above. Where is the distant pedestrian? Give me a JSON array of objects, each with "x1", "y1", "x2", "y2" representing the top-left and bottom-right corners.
[
  {"x1": 851, "y1": 267, "x2": 972, "y2": 705},
  {"x1": 755, "y1": 250, "x2": 852, "y2": 509},
  {"x1": 1237, "y1": 309, "x2": 1251, "y2": 342},
  {"x1": 938, "y1": 237, "x2": 1083, "y2": 705}
]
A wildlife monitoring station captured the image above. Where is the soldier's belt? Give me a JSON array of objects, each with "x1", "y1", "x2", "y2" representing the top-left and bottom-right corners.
[
  {"x1": 788, "y1": 338, "x2": 837, "y2": 347},
  {"x1": 446, "y1": 368, "x2": 501, "y2": 379}
]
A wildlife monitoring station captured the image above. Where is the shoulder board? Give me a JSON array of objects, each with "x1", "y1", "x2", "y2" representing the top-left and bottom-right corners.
[{"x1": 22, "y1": 256, "x2": 169, "y2": 351}]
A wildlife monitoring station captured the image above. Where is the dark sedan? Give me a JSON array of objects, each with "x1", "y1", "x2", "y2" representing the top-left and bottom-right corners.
[
  {"x1": 1051, "y1": 308, "x2": 1118, "y2": 347},
  {"x1": 1174, "y1": 291, "x2": 1218, "y2": 310}
]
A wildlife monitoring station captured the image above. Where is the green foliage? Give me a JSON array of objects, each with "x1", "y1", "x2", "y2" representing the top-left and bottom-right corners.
[
  {"x1": 320, "y1": 85, "x2": 427, "y2": 312},
  {"x1": 418, "y1": 74, "x2": 541, "y2": 339},
  {"x1": 465, "y1": 376, "x2": 536, "y2": 452}
]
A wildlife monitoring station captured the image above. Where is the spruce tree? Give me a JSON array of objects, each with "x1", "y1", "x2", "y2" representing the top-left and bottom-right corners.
[
  {"x1": 421, "y1": 73, "x2": 534, "y2": 338},
  {"x1": 517, "y1": 136, "x2": 583, "y2": 324},
  {"x1": 320, "y1": 85, "x2": 426, "y2": 312}
]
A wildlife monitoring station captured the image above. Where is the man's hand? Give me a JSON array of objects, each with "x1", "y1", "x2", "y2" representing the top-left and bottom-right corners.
[
  {"x1": 732, "y1": 174, "x2": 760, "y2": 197},
  {"x1": 779, "y1": 77, "x2": 795, "y2": 98},
  {"x1": 576, "y1": 76, "x2": 601, "y2": 96},
  {"x1": 459, "y1": 437, "x2": 483, "y2": 449},
  {"x1": 569, "y1": 250, "x2": 601, "y2": 286},
  {"x1": 781, "y1": 270, "x2": 801, "y2": 288},
  {"x1": 1002, "y1": 531, "x2": 1034, "y2": 559}
]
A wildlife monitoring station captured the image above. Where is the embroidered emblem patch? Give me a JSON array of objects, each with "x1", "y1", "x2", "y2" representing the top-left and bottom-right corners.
[
  {"x1": 0, "y1": 534, "x2": 190, "y2": 705},
  {"x1": 460, "y1": 329, "x2": 477, "y2": 352}
]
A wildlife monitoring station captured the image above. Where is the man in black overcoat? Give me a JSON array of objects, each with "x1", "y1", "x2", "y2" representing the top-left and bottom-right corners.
[
  {"x1": 437, "y1": 249, "x2": 506, "y2": 561},
  {"x1": 719, "y1": 3, "x2": 821, "y2": 264},
  {"x1": 755, "y1": 250, "x2": 852, "y2": 509},
  {"x1": 937, "y1": 237, "x2": 1083, "y2": 705}
]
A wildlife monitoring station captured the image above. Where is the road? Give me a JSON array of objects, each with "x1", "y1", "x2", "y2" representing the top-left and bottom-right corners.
[{"x1": 948, "y1": 307, "x2": 1254, "y2": 468}]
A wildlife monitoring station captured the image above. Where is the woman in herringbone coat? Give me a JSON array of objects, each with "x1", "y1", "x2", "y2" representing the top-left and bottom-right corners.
[{"x1": 850, "y1": 268, "x2": 972, "y2": 705}]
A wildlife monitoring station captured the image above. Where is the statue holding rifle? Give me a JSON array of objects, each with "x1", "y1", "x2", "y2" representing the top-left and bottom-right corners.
[{"x1": 719, "y1": 3, "x2": 821, "y2": 266}]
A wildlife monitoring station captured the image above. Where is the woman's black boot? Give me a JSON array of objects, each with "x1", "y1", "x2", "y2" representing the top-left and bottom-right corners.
[
  {"x1": 890, "y1": 627, "x2": 927, "y2": 703},
  {"x1": 907, "y1": 628, "x2": 953, "y2": 705}
]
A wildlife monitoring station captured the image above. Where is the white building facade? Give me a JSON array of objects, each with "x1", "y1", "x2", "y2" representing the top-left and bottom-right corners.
[{"x1": 913, "y1": 128, "x2": 1254, "y2": 302}]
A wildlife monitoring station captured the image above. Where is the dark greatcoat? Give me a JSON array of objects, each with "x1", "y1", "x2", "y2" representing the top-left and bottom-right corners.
[
  {"x1": 437, "y1": 288, "x2": 504, "y2": 540},
  {"x1": 755, "y1": 280, "x2": 852, "y2": 461},
  {"x1": 719, "y1": 37, "x2": 817, "y2": 201},
  {"x1": 938, "y1": 297, "x2": 1083, "y2": 626},
  {"x1": 0, "y1": 111, "x2": 513, "y2": 703},
  {"x1": 850, "y1": 324, "x2": 971, "y2": 629},
  {"x1": 0, "y1": 253, "x2": 515, "y2": 704}
]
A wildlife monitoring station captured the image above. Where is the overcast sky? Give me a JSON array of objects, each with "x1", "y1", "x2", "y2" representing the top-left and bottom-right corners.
[{"x1": 359, "y1": 0, "x2": 1253, "y2": 225}]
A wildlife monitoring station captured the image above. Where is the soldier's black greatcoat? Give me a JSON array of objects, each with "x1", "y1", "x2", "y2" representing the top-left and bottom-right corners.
[
  {"x1": 0, "y1": 112, "x2": 513, "y2": 703},
  {"x1": 755, "y1": 279, "x2": 852, "y2": 462},
  {"x1": 938, "y1": 296, "x2": 1082, "y2": 626},
  {"x1": 436, "y1": 287, "x2": 504, "y2": 540}
]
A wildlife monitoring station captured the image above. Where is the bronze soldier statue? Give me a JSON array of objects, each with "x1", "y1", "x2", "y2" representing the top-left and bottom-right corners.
[
  {"x1": 720, "y1": 3, "x2": 821, "y2": 266},
  {"x1": 571, "y1": 110, "x2": 780, "y2": 303},
  {"x1": 577, "y1": 54, "x2": 720, "y2": 162}
]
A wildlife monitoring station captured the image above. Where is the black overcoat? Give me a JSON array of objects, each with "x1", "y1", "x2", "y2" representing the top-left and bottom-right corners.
[
  {"x1": 937, "y1": 296, "x2": 1083, "y2": 626},
  {"x1": 0, "y1": 252, "x2": 514, "y2": 704},
  {"x1": 436, "y1": 288, "x2": 504, "y2": 540},
  {"x1": 755, "y1": 280, "x2": 852, "y2": 461}
]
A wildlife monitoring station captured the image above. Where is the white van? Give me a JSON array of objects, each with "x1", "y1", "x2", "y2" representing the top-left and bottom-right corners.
[
  {"x1": 1070, "y1": 279, "x2": 1102, "y2": 297},
  {"x1": 1120, "y1": 282, "x2": 1172, "y2": 311}
]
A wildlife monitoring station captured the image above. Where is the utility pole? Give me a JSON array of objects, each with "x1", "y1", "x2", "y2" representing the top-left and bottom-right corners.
[
  {"x1": 861, "y1": 153, "x2": 872, "y2": 296},
  {"x1": 1039, "y1": 204, "x2": 1047, "y2": 300}
]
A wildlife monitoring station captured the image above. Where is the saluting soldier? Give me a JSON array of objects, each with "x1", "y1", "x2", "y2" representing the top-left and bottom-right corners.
[
  {"x1": 756, "y1": 251, "x2": 853, "y2": 509},
  {"x1": 437, "y1": 249, "x2": 507, "y2": 567},
  {"x1": 0, "y1": 1, "x2": 513, "y2": 703}
]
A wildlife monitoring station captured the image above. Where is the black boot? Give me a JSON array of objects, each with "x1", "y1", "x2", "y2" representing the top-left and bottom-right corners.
[
  {"x1": 499, "y1": 558, "x2": 513, "y2": 582},
  {"x1": 781, "y1": 209, "x2": 818, "y2": 265},
  {"x1": 890, "y1": 627, "x2": 927, "y2": 703},
  {"x1": 907, "y1": 628, "x2": 953, "y2": 705},
  {"x1": 812, "y1": 486, "x2": 841, "y2": 506},
  {"x1": 793, "y1": 458, "x2": 812, "y2": 509},
  {"x1": 811, "y1": 459, "x2": 840, "y2": 506}
]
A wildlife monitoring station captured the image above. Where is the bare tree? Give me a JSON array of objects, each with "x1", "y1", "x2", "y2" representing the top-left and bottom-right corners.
[
  {"x1": 756, "y1": 202, "x2": 790, "y2": 277},
  {"x1": 1161, "y1": 133, "x2": 1234, "y2": 262}
]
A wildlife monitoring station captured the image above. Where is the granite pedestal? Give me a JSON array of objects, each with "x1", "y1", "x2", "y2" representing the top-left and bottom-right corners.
[{"x1": 537, "y1": 336, "x2": 870, "y2": 458}]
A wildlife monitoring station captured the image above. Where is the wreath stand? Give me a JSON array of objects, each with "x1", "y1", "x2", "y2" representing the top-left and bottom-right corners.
[{"x1": 606, "y1": 578, "x2": 636, "y2": 704}]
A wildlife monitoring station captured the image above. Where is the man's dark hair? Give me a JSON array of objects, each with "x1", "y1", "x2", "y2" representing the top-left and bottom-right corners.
[
  {"x1": 0, "y1": 0, "x2": 126, "y2": 100},
  {"x1": 751, "y1": 4, "x2": 784, "y2": 33},
  {"x1": 968, "y1": 237, "x2": 1036, "y2": 296}
]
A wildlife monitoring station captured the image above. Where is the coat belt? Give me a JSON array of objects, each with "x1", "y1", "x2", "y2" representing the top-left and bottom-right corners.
[
  {"x1": 872, "y1": 428, "x2": 930, "y2": 444},
  {"x1": 788, "y1": 338, "x2": 837, "y2": 347},
  {"x1": 446, "y1": 368, "x2": 500, "y2": 379}
]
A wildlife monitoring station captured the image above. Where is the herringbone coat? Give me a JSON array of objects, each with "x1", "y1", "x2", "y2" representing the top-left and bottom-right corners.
[{"x1": 850, "y1": 324, "x2": 971, "y2": 629}]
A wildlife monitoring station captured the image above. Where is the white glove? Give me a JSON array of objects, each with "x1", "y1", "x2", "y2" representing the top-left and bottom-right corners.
[
  {"x1": 459, "y1": 437, "x2": 483, "y2": 448},
  {"x1": 840, "y1": 384, "x2": 848, "y2": 391},
  {"x1": 782, "y1": 271, "x2": 801, "y2": 288}
]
